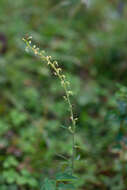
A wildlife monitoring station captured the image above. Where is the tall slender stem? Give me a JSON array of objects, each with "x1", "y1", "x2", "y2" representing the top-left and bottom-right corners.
[{"x1": 23, "y1": 37, "x2": 77, "y2": 174}]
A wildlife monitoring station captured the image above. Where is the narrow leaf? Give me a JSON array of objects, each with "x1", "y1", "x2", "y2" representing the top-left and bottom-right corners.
[
  {"x1": 58, "y1": 183, "x2": 75, "y2": 190},
  {"x1": 41, "y1": 178, "x2": 56, "y2": 190},
  {"x1": 56, "y1": 172, "x2": 77, "y2": 182}
]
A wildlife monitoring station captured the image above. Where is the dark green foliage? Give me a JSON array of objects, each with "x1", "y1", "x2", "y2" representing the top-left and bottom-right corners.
[
  {"x1": 1, "y1": 0, "x2": 127, "y2": 189},
  {"x1": 55, "y1": 172, "x2": 77, "y2": 181},
  {"x1": 41, "y1": 172, "x2": 77, "y2": 190},
  {"x1": 41, "y1": 178, "x2": 56, "y2": 190}
]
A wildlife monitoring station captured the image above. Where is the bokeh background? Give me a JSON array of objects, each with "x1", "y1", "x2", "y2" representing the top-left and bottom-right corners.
[{"x1": 1, "y1": 0, "x2": 127, "y2": 189}]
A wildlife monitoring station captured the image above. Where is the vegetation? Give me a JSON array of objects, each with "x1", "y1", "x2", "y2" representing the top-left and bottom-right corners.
[
  {"x1": 0, "y1": 0, "x2": 127, "y2": 189},
  {"x1": 23, "y1": 36, "x2": 77, "y2": 189}
]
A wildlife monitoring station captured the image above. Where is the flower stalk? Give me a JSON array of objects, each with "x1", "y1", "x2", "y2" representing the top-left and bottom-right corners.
[{"x1": 23, "y1": 36, "x2": 77, "y2": 174}]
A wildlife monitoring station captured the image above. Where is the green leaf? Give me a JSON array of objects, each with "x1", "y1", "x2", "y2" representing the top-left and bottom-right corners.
[
  {"x1": 58, "y1": 183, "x2": 75, "y2": 190},
  {"x1": 3, "y1": 156, "x2": 19, "y2": 168},
  {"x1": 27, "y1": 177, "x2": 38, "y2": 187},
  {"x1": 0, "y1": 120, "x2": 9, "y2": 135},
  {"x1": 41, "y1": 178, "x2": 56, "y2": 190},
  {"x1": 7, "y1": 185, "x2": 17, "y2": 190},
  {"x1": 3, "y1": 169, "x2": 19, "y2": 184},
  {"x1": 20, "y1": 169, "x2": 31, "y2": 177},
  {"x1": 56, "y1": 172, "x2": 77, "y2": 182},
  {"x1": 0, "y1": 185, "x2": 8, "y2": 190},
  {"x1": 16, "y1": 176, "x2": 27, "y2": 185},
  {"x1": 10, "y1": 109, "x2": 27, "y2": 127}
]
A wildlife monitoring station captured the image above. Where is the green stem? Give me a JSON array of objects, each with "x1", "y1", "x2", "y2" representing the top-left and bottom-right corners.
[{"x1": 71, "y1": 131, "x2": 75, "y2": 174}]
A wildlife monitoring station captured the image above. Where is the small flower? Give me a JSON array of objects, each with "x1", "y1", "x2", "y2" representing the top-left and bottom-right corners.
[
  {"x1": 68, "y1": 91, "x2": 73, "y2": 95},
  {"x1": 36, "y1": 48, "x2": 39, "y2": 51},
  {"x1": 62, "y1": 75, "x2": 65, "y2": 79},
  {"x1": 54, "y1": 61, "x2": 58, "y2": 66},
  {"x1": 66, "y1": 81, "x2": 70, "y2": 86},
  {"x1": 57, "y1": 68, "x2": 62, "y2": 73},
  {"x1": 63, "y1": 95, "x2": 67, "y2": 101},
  {"x1": 25, "y1": 47, "x2": 29, "y2": 53},
  {"x1": 34, "y1": 50, "x2": 38, "y2": 55},
  {"x1": 41, "y1": 50, "x2": 45, "y2": 54},
  {"x1": 28, "y1": 36, "x2": 32, "y2": 39},
  {"x1": 68, "y1": 126, "x2": 74, "y2": 133}
]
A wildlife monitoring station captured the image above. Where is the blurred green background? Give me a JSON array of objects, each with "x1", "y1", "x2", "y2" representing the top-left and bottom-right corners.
[{"x1": 1, "y1": 0, "x2": 127, "y2": 189}]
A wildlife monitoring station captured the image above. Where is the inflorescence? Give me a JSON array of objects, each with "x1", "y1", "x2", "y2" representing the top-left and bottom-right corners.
[{"x1": 23, "y1": 36, "x2": 77, "y2": 173}]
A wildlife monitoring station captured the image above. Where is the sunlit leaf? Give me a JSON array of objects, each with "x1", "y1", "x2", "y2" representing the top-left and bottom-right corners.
[{"x1": 56, "y1": 172, "x2": 77, "y2": 182}]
